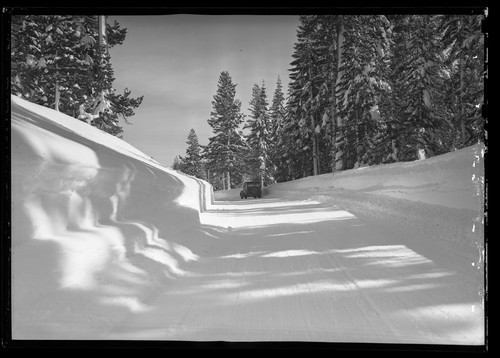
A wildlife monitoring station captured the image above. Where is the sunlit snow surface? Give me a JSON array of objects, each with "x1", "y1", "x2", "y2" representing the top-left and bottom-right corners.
[{"x1": 11, "y1": 96, "x2": 485, "y2": 344}]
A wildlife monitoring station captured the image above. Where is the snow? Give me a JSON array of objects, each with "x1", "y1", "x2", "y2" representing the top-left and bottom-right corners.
[
  {"x1": 267, "y1": 143, "x2": 485, "y2": 267},
  {"x1": 11, "y1": 95, "x2": 213, "y2": 339},
  {"x1": 269, "y1": 144, "x2": 484, "y2": 211},
  {"x1": 10, "y1": 95, "x2": 485, "y2": 344}
]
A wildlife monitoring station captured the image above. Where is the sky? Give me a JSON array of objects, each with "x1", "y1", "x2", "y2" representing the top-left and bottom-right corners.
[{"x1": 107, "y1": 15, "x2": 300, "y2": 167}]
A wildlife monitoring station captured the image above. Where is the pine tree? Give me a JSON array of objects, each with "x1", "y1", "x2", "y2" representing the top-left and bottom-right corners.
[
  {"x1": 334, "y1": 15, "x2": 393, "y2": 169},
  {"x1": 269, "y1": 76, "x2": 286, "y2": 182},
  {"x1": 205, "y1": 71, "x2": 246, "y2": 190},
  {"x1": 439, "y1": 14, "x2": 484, "y2": 149},
  {"x1": 274, "y1": 84, "x2": 300, "y2": 182},
  {"x1": 11, "y1": 15, "x2": 143, "y2": 137},
  {"x1": 287, "y1": 15, "x2": 331, "y2": 177},
  {"x1": 243, "y1": 84, "x2": 263, "y2": 179},
  {"x1": 386, "y1": 15, "x2": 451, "y2": 160},
  {"x1": 172, "y1": 155, "x2": 183, "y2": 171},
  {"x1": 244, "y1": 81, "x2": 272, "y2": 186},
  {"x1": 179, "y1": 129, "x2": 205, "y2": 179}
]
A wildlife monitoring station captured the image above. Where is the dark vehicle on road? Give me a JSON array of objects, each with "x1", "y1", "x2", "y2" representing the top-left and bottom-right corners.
[{"x1": 240, "y1": 181, "x2": 262, "y2": 199}]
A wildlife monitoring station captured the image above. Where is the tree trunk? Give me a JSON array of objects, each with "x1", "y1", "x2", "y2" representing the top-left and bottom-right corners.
[
  {"x1": 227, "y1": 130, "x2": 231, "y2": 189},
  {"x1": 311, "y1": 114, "x2": 319, "y2": 176},
  {"x1": 330, "y1": 67, "x2": 337, "y2": 175},
  {"x1": 221, "y1": 173, "x2": 226, "y2": 190},
  {"x1": 391, "y1": 139, "x2": 398, "y2": 162},
  {"x1": 96, "y1": 16, "x2": 108, "y2": 117},
  {"x1": 54, "y1": 51, "x2": 60, "y2": 111},
  {"x1": 55, "y1": 78, "x2": 60, "y2": 112},
  {"x1": 317, "y1": 137, "x2": 321, "y2": 175},
  {"x1": 356, "y1": 106, "x2": 362, "y2": 167},
  {"x1": 459, "y1": 55, "x2": 466, "y2": 146},
  {"x1": 307, "y1": 54, "x2": 319, "y2": 176},
  {"x1": 333, "y1": 17, "x2": 345, "y2": 171},
  {"x1": 98, "y1": 15, "x2": 107, "y2": 47}
]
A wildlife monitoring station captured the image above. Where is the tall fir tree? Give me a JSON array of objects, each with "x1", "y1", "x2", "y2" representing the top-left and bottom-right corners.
[
  {"x1": 205, "y1": 71, "x2": 246, "y2": 190},
  {"x1": 386, "y1": 15, "x2": 450, "y2": 160},
  {"x1": 244, "y1": 81, "x2": 272, "y2": 186},
  {"x1": 179, "y1": 129, "x2": 205, "y2": 179},
  {"x1": 11, "y1": 15, "x2": 143, "y2": 137},
  {"x1": 287, "y1": 16, "x2": 326, "y2": 177},
  {"x1": 269, "y1": 76, "x2": 286, "y2": 182},
  {"x1": 439, "y1": 14, "x2": 484, "y2": 149},
  {"x1": 334, "y1": 15, "x2": 393, "y2": 169}
]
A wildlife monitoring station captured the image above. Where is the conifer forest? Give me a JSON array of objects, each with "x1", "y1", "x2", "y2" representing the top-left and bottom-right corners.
[{"x1": 173, "y1": 14, "x2": 485, "y2": 191}]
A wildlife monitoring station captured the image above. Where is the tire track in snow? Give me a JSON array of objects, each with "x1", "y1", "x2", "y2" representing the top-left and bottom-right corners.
[
  {"x1": 301, "y1": 218, "x2": 404, "y2": 341},
  {"x1": 103, "y1": 197, "x2": 483, "y2": 343}
]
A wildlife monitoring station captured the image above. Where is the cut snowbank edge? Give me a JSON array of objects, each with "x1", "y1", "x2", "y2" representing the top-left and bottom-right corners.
[
  {"x1": 11, "y1": 95, "x2": 214, "y2": 339},
  {"x1": 267, "y1": 144, "x2": 485, "y2": 270}
]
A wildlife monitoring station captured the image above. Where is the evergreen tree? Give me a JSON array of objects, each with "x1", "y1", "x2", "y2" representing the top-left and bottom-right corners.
[
  {"x1": 244, "y1": 81, "x2": 272, "y2": 186},
  {"x1": 385, "y1": 15, "x2": 450, "y2": 160},
  {"x1": 205, "y1": 71, "x2": 246, "y2": 190},
  {"x1": 269, "y1": 76, "x2": 286, "y2": 182},
  {"x1": 243, "y1": 84, "x2": 263, "y2": 179},
  {"x1": 172, "y1": 155, "x2": 183, "y2": 171},
  {"x1": 439, "y1": 14, "x2": 484, "y2": 149},
  {"x1": 11, "y1": 15, "x2": 143, "y2": 137},
  {"x1": 334, "y1": 15, "x2": 393, "y2": 169},
  {"x1": 179, "y1": 129, "x2": 205, "y2": 179},
  {"x1": 287, "y1": 15, "x2": 329, "y2": 177}
]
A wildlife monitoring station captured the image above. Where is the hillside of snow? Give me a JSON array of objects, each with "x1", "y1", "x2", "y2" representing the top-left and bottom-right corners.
[
  {"x1": 11, "y1": 95, "x2": 214, "y2": 339},
  {"x1": 269, "y1": 144, "x2": 485, "y2": 211},
  {"x1": 264, "y1": 143, "x2": 486, "y2": 269}
]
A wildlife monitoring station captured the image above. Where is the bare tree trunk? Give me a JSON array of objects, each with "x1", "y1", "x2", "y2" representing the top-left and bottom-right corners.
[
  {"x1": 308, "y1": 64, "x2": 319, "y2": 176},
  {"x1": 311, "y1": 114, "x2": 319, "y2": 176},
  {"x1": 356, "y1": 106, "x2": 362, "y2": 167},
  {"x1": 330, "y1": 69, "x2": 337, "y2": 175},
  {"x1": 333, "y1": 17, "x2": 345, "y2": 172},
  {"x1": 459, "y1": 55, "x2": 466, "y2": 146},
  {"x1": 226, "y1": 130, "x2": 231, "y2": 189},
  {"x1": 98, "y1": 15, "x2": 107, "y2": 47},
  {"x1": 316, "y1": 136, "x2": 321, "y2": 175},
  {"x1": 54, "y1": 78, "x2": 60, "y2": 112},
  {"x1": 54, "y1": 50, "x2": 60, "y2": 111}
]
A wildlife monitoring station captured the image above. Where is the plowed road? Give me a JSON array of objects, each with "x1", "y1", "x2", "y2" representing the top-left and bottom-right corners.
[{"x1": 107, "y1": 196, "x2": 484, "y2": 344}]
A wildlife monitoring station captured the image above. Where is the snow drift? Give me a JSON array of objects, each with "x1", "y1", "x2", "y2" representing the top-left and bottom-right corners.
[
  {"x1": 11, "y1": 95, "x2": 214, "y2": 339},
  {"x1": 267, "y1": 143, "x2": 486, "y2": 269}
]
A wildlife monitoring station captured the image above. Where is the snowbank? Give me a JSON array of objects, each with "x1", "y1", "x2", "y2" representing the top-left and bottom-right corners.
[
  {"x1": 11, "y1": 95, "x2": 213, "y2": 339},
  {"x1": 267, "y1": 144, "x2": 485, "y2": 267},
  {"x1": 271, "y1": 145, "x2": 485, "y2": 211}
]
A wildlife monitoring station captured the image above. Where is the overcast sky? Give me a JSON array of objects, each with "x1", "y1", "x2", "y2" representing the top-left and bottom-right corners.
[{"x1": 107, "y1": 15, "x2": 300, "y2": 167}]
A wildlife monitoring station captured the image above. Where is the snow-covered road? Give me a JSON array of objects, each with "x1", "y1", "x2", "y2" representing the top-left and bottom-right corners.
[{"x1": 105, "y1": 196, "x2": 484, "y2": 344}]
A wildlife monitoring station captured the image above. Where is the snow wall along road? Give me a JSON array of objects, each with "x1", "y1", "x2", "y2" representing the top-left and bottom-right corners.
[{"x1": 10, "y1": 95, "x2": 214, "y2": 339}]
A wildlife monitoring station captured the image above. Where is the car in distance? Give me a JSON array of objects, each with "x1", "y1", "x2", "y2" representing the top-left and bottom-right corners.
[{"x1": 240, "y1": 181, "x2": 262, "y2": 199}]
